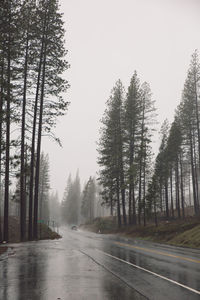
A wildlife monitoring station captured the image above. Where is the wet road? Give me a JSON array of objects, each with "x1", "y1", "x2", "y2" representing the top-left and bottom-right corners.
[{"x1": 0, "y1": 228, "x2": 200, "y2": 300}]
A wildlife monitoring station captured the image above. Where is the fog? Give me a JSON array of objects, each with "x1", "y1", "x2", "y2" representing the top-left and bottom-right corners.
[{"x1": 42, "y1": 0, "x2": 200, "y2": 199}]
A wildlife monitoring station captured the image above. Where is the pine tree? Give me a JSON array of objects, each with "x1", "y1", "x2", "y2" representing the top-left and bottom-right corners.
[
  {"x1": 124, "y1": 71, "x2": 141, "y2": 225},
  {"x1": 62, "y1": 172, "x2": 81, "y2": 225},
  {"x1": 81, "y1": 177, "x2": 96, "y2": 223},
  {"x1": 137, "y1": 82, "x2": 156, "y2": 225},
  {"x1": 38, "y1": 153, "x2": 50, "y2": 221},
  {"x1": 1, "y1": 0, "x2": 22, "y2": 242},
  {"x1": 98, "y1": 80, "x2": 126, "y2": 227},
  {"x1": 32, "y1": 0, "x2": 69, "y2": 239}
]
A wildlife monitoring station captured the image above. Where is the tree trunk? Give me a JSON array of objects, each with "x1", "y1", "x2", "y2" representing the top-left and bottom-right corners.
[
  {"x1": 20, "y1": 34, "x2": 29, "y2": 242},
  {"x1": 143, "y1": 158, "x2": 146, "y2": 226},
  {"x1": 194, "y1": 74, "x2": 200, "y2": 176},
  {"x1": 159, "y1": 181, "x2": 163, "y2": 212},
  {"x1": 192, "y1": 128, "x2": 199, "y2": 212},
  {"x1": 132, "y1": 182, "x2": 137, "y2": 225},
  {"x1": 154, "y1": 198, "x2": 158, "y2": 227},
  {"x1": 170, "y1": 169, "x2": 174, "y2": 218},
  {"x1": 175, "y1": 161, "x2": 181, "y2": 218},
  {"x1": 28, "y1": 16, "x2": 46, "y2": 240},
  {"x1": 110, "y1": 194, "x2": 113, "y2": 216},
  {"x1": 138, "y1": 163, "x2": 142, "y2": 226},
  {"x1": 165, "y1": 180, "x2": 169, "y2": 219},
  {"x1": 189, "y1": 130, "x2": 198, "y2": 214},
  {"x1": 3, "y1": 5, "x2": 11, "y2": 241},
  {"x1": 179, "y1": 153, "x2": 185, "y2": 218},
  {"x1": 128, "y1": 185, "x2": 132, "y2": 224},
  {"x1": 0, "y1": 56, "x2": 4, "y2": 242},
  {"x1": 121, "y1": 188, "x2": 126, "y2": 225},
  {"x1": 128, "y1": 139, "x2": 134, "y2": 225},
  {"x1": 116, "y1": 178, "x2": 121, "y2": 228},
  {"x1": 33, "y1": 30, "x2": 48, "y2": 239}
]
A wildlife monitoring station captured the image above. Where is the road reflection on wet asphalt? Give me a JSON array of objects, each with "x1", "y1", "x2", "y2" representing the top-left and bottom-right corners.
[{"x1": 0, "y1": 227, "x2": 200, "y2": 300}]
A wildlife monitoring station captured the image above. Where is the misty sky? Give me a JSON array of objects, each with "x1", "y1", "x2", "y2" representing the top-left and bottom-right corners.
[{"x1": 42, "y1": 0, "x2": 200, "y2": 200}]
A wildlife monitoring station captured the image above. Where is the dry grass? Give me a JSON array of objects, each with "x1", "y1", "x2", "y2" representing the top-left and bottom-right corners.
[
  {"x1": 0, "y1": 246, "x2": 8, "y2": 256},
  {"x1": 0, "y1": 216, "x2": 61, "y2": 243},
  {"x1": 81, "y1": 216, "x2": 200, "y2": 249},
  {"x1": 169, "y1": 224, "x2": 200, "y2": 248}
]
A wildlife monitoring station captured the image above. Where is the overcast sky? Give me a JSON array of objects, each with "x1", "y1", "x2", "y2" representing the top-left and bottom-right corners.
[{"x1": 42, "y1": 0, "x2": 200, "y2": 200}]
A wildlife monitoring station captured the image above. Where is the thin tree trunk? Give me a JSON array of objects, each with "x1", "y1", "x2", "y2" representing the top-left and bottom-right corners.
[
  {"x1": 192, "y1": 128, "x2": 199, "y2": 212},
  {"x1": 180, "y1": 153, "x2": 185, "y2": 218},
  {"x1": 116, "y1": 178, "x2": 121, "y2": 228},
  {"x1": 33, "y1": 31, "x2": 48, "y2": 239},
  {"x1": 194, "y1": 75, "x2": 200, "y2": 175},
  {"x1": 119, "y1": 119, "x2": 126, "y2": 226},
  {"x1": 159, "y1": 182, "x2": 163, "y2": 212},
  {"x1": 143, "y1": 158, "x2": 146, "y2": 226},
  {"x1": 132, "y1": 182, "x2": 136, "y2": 225},
  {"x1": 0, "y1": 56, "x2": 4, "y2": 242},
  {"x1": 110, "y1": 194, "x2": 113, "y2": 216},
  {"x1": 154, "y1": 198, "x2": 158, "y2": 227},
  {"x1": 165, "y1": 180, "x2": 169, "y2": 219},
  {"x1": 138, "y1": 104, "x2": 145, "y2": 225},
  {"x1": 20, "y1": 34, "x2": 29, "y2": 241},
  {"x1": 3, "y1": 8, "x2": 11, "y2": 241},
  {"x1": 138, "y1": 163, "x2": 142, "y2": 225},
  {"x1": 189, "y1": 130, "x2": 198, "y2": 214},
  {"x1": 28, "y1": 19, "x2": 46, "y2": 240},
  {"x1": 120, "y1": 181, "x2": 127, "y2": 225},
  {"x1": 128, "y1": 139, "x2": 134, "y2": 225},
  {"x1": 188, "y1": 168, "x2": 192, "y2": 207},
  {"x1": 170, "y1": 169, "x2": 174, "y2": 218},
  {"x1": 128, "y1": 184, "x2": 132, "y2": 224},
  {"x1": 175, "y1": 161, "x2": 181, "y2": 218}
]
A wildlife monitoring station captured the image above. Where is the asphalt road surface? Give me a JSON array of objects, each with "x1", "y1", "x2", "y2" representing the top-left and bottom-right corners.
[{"x1": 0, "y1": 227, "x2": 200, "y2": 300}]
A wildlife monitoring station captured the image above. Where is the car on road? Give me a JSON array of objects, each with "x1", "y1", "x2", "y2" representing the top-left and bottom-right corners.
[{"x1": 71, "y1": 225, "x2": 78, "y2": 231}]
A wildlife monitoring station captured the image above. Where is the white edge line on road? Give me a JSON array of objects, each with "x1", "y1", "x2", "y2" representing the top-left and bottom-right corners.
[{"x1": 96, "y1": 249, "x2": 200, "y2": 296}]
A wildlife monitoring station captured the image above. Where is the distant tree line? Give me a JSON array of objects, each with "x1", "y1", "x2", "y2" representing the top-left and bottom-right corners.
[
  {"x1": 98, "y1": 51, "x2": 200, "y2": 227},
  {"x1": 0, "y1": 0, "x2": 69, "y2": 242},
  {"x1": 61, "y1": 173, "x2": 107, "y2": 225},
  {"x1": 61, "y1": 172, "x2": 81, "y2": 225}
]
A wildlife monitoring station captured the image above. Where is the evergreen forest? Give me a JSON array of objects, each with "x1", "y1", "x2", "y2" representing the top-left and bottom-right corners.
[
  {"x1": 0, "y1": 0, "x2": 69, "y2": 242},
  {"x1": 98, "y1": 51, "x2": 200, "y2": 228}
]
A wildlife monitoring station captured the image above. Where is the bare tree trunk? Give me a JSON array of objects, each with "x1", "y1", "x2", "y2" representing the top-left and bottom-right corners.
[
  {"x1": 189, "y1": 130, "x2": 198, "y2": 214},
  {"x1": 0, "y1": 56, "x2": 4, "y2": 242},
  {"x1": 3, "y1": 5, "x2": 11, "y2": 241},
  {"x1": 33, "y1": 32, "x2": 48, "y2": 239},
  {"x1": 132, "y1": 182, "x2": 136, "y2": 225},
  {"x1": 159, "y1": 182, "x2": 163, "y2": 212},
  {"x1": 116, "y1": 178, "x2": 121, "y2": 228},
  {"x1": 165, "y1": 179, "x2": 169, "y2": 219},
  {"x1": 120, "y1": 183, "x2": 127, "y2": 225},
  {"x1": 143, "y1": 158, "x2": 146, "y2": 226},
  {"x1": 110, "y1": 194, "x2": 113, "y2": 216},
  {"x1": 28, "y1": 16, "x2": 46, "y2": 240},
  {"x1": 20, "y1": 34, "x2": 29, "y2": 241},
  {"x1": 180, "y1": 153, "x2": 185, "y2": 218},
  {"x1": 170, "y1": 169, "x2": 174, "y2": 218},
  {"x1": 154, "y1": 198, "x2": 158, "y2": 227},
  {"x1": 138, "y1": 105, "x2": 145, "y2": 226},
  {"x1": 138, "y1": 163, "x2": 142, "y2": 225},
  {"x1": 175, "y1": 161, "x2": 181, "y2": 219},
  {"x1": 194, "y1": 74, "x2": 200, "y2": 176},
  {"x1": 188, "y1": 168, "x2": 192, "y2": 207},
  {"x1": 128, "y1": 139, "x2": 134, "y2": 225},
  {"x1": 128, "y1": 185, "x2": 132, "y2": 224},
  {"x1": 192, "y1": 129, "x2": 199, "y2": 212}
]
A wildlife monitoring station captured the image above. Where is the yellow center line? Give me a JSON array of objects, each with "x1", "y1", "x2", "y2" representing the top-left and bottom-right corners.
[{"x1": 114, "y1": 241, "x2": 200, "y2": 264}]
